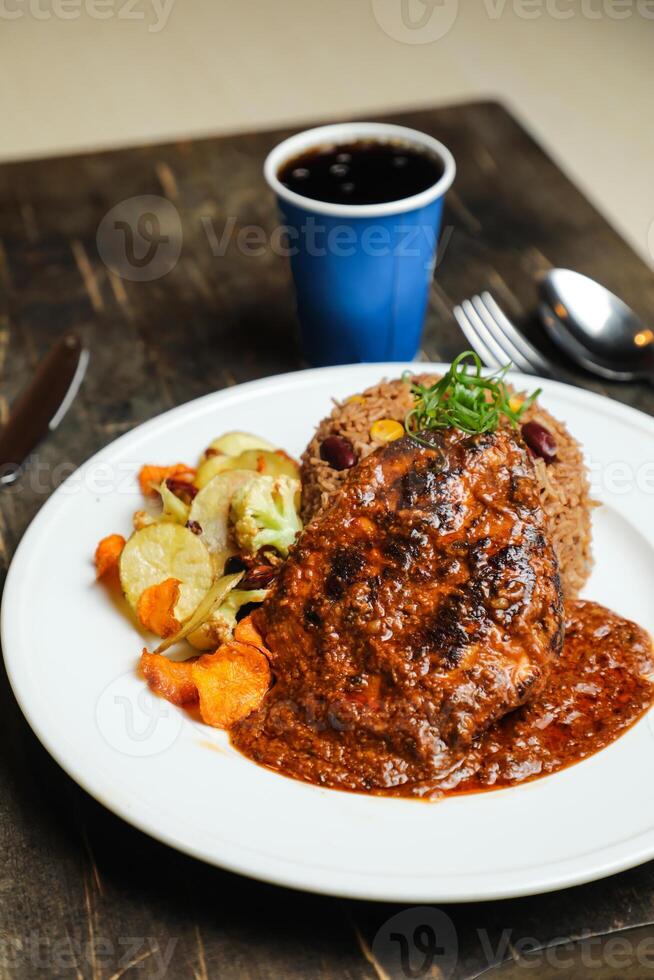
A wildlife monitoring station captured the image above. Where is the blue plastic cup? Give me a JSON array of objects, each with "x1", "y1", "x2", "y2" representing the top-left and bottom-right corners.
[{"x1": 264, "y1": 122, "x2": 455, "y2": 366}]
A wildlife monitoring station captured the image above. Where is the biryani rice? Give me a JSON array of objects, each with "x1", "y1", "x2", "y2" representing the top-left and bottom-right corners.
[{"x1": 300, "y1": 375, "x2": 593, "y2": 598}]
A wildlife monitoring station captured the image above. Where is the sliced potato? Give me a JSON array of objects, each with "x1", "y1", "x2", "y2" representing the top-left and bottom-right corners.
[
  {"x1": 195, "y1": 448, "x2": 299, "y2": 489},
  {"x1": 235, "y1": 449, "x2": 300, "y2": 480},
  {"x1": 154, "y1": 572, "x2": 243, "y2": 655},
  {"x1": 206, "y1": 431, "x2": 276, "y2": 458},
  {"x1": 188, "y1": 470, "x2": 256, "y2": 560},
  {"x1": 119, "y1": 523, "x2": 213, "y2": 623},
  {"x1": 195, "y1": 453, "x2": 237, "y2": 489}
]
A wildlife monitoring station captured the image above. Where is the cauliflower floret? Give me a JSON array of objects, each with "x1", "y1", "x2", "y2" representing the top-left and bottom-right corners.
[
  {"x1": 213, "y1": 588, "x2": 269, "y2": 641},
  {"x1": 230, "y1": 475, "x2": 302, "y2": 558},
  {"x1": 187, "y1": 588, "x2": 269, "y2": 650}
]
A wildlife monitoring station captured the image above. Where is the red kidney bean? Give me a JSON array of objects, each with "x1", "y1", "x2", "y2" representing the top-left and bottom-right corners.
[
  {"x1": 166, "y1": 477, "x2": 198, "y2": 503},
  {"x1": 240, "y1": 565, "x2": 278, "y2": 590},
  {"x1": 320, "y1": 435, "x2": 357, "y2": 470},
  {"x1": 521, "y1": 421, "x2": 557, "y2": 463}
]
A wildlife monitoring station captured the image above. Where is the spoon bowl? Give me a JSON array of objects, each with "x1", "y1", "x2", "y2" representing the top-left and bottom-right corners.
[{"x1": 539, "y1": 269, "x2": 654, "y2": 382}]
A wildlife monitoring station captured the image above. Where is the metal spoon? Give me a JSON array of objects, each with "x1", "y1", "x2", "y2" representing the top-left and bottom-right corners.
[{"x1": 539, "y1": 269, "x2": 654, "y2": 382}]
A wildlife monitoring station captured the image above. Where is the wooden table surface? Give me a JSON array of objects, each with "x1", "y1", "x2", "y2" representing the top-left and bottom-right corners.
[{"x1": 1, "y1": 101, "x2": 654, "y2": 980}]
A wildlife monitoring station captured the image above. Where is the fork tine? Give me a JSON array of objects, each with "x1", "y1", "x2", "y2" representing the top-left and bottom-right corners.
[
  {"x1": 453, "y1": 304, "x2": 504, "y2": 371},
  {"x1": 471, "y1": 295, "x2": 536, "y2": 376},
  {"x1": 461, "y1": 298, "x2": 522, "y2": 371},
  {"x1": 479, "y1": 292, "x2": 554, "y2": 378}
]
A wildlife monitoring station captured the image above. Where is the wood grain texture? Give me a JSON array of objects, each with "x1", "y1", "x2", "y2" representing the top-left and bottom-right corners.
[{"x1": 0, "y1": 101, "x2": 654, "y2": 979}]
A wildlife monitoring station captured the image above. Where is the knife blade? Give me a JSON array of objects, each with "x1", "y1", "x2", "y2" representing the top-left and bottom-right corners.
[{"x1": 0, "y1": 332, "x2": 89, "y2": 486}]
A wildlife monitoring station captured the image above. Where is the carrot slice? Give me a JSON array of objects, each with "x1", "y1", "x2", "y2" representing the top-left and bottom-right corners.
[
  {"x1": 233, "y1": 614, "x2": 270, "y2": 655},
  {"x1": 138, "y1": 463, "x2": 195, "y2": 498},
  {"x1": 140, "y1": 650, "x2": 198, "y2": 706},
  {"x1": 94, "y1": 534, "x2": 126, "y2": 580},
  {"x1": 136, "y1": 578, "x2": 181, "y2": 637},
  {"x1": 192, "y1": 642, "x2": 271, "y2": 729}
]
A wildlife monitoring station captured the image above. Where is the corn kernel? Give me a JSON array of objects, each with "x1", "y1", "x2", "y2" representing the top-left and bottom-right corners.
[
  {"x1": 346, "y1": 395, "x2": 366, "y2": 405},
  {"x1": 370, "y1": 419, "x2": 404, "y2": 443},
  {"x1": 509, "y1": 396, "x2": 524, "y2": 414}
]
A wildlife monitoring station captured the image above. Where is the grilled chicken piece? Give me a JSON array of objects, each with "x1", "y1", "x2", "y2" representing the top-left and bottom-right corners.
[{"x1": 232, "y1": 428, "x2": 564, "y2": 794}]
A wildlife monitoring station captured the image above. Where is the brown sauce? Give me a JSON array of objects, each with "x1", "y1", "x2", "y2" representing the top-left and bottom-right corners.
[
  {"x1": 419, "y1": 601, "x2": 654, "y2": 797},
  {"x1": 232, "y1": 601, "x2": 654, "y2": 799}
]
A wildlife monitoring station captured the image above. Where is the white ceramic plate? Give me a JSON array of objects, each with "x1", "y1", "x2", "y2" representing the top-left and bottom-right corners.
[{"x1": 3, "y1": 364, "x2": 654, "y2": 903}]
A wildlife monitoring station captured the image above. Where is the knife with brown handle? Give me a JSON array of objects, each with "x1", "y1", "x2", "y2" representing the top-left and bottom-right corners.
[{"x1": 0, "y1": 332, "x2": 89, "y2": 485}]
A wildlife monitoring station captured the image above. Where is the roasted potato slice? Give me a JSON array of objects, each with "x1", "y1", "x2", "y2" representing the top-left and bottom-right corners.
[
  {"x1": 235, "y1": 449, "x2": 300, "y2": 481},
  {"x1": 194, "y1": 454, "x2": 237, "y2": 489},
  {"x1": 205, "y1": 431, "x2": 276, "y2": 458},
  {"x1": 195, "y1": 448, "x2": 299, "y2": 490},
  {"x1": 187, "y1": 470, "x2": 256, "y2": 560},
  {"x1": 196, "y1": 449, "x2": 298, "y2": 489},
  {"x1": 192, "y1": 642, "x2": 271, "y2": 728},
  {"x1": 119, "y1": 523, "x2": 213, "y2": 623}
]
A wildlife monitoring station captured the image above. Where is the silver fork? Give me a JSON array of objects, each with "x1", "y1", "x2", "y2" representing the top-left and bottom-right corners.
[{"x1": 453, "y1": 291, "x2": 555, "y2": 379}]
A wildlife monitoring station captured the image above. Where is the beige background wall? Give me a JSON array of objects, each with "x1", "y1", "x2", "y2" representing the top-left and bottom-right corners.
[{"x1": 0, "y1": 0, "x2": 652, "y2": 264}]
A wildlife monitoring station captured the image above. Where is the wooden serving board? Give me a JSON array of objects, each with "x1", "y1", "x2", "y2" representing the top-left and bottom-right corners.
[{"x1": 1, "y1": 101, "x2": 653, "y2": 979}]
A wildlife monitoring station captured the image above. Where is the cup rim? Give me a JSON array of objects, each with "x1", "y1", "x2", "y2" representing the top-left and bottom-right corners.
[{"x1": 263, "y1": 121, "x2": 456, "y2": 218}]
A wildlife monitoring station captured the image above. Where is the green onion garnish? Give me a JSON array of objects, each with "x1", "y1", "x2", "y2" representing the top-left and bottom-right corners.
[{"x1": 404, "y1": 351, "x2": 540, "y2": 445}]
